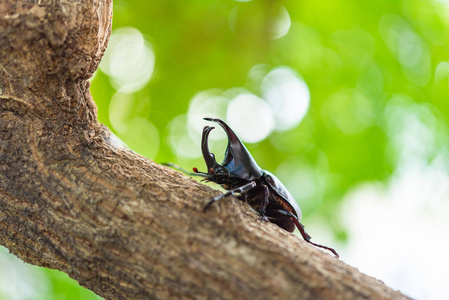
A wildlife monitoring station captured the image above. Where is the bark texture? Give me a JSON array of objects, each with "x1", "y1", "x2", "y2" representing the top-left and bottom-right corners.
[{"x1": 0, "y1": 1, "x2": 410, "y2": 300}]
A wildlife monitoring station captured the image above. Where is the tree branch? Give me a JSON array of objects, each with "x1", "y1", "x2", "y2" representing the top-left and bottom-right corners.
[{"x1": 0, "y1": 1, "x2": 410, "y2": 299}]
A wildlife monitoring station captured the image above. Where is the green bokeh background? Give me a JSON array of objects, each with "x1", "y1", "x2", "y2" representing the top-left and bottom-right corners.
[{"x1": 1, "y1": 0, "x2": 448, "y2": 299}]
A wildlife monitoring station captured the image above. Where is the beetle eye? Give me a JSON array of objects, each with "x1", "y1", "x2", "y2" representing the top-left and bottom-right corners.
[{"x1": 214, "y1": 166, "x2": 229, "y2": 176}]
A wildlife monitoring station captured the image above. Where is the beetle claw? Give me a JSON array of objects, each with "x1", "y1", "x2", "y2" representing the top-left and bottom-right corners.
[
  {"x1": 203, "y1": 198, "x2": 217, "y2": 212},
  {"x1": 258, "y1": 215, "x2": 269, "y2": 222}
]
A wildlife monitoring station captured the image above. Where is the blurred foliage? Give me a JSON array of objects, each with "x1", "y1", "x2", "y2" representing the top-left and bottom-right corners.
[
  {"x1": 2, "y1": 0, "x2": 449, "y2": 298},
  {"x1": 90, "y1": 0, "x2": 449, "y2": 221}
]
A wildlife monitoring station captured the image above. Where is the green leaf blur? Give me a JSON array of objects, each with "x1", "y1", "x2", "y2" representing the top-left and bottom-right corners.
[{"x1": 91, "y1": 0, "x2": 449, "y2": 224}]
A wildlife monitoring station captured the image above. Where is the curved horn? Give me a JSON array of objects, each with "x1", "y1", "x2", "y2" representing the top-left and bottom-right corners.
[
  {"x1": 203, "y1": 118, "x2": 263, "y2": 180},
  {"x1": 201, "y1": 126, "x2": 218, "y2": 173}
]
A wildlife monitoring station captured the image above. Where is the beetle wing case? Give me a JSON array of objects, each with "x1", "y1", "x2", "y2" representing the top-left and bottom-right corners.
[{"x1": 263, "y1": 170, "x2": 302, "y2": 220}]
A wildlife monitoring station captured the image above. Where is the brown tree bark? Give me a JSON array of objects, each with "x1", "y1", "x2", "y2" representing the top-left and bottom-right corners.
[{"x1": 0, "y1": 1, "x2": 410, "y2": 300}]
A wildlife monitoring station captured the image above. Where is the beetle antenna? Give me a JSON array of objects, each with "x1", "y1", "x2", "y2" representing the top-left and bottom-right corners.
[
  {"x1": 162, "y1": 163, "x2": 207, "y2": 177},
  {"x1": 192, "y1": 167, "x2": 209, "y2": 175}
]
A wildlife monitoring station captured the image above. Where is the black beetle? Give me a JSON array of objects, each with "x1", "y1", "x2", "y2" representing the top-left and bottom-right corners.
[{"x1": 190, "y1": 117, "x2": 339, "y2": 258}]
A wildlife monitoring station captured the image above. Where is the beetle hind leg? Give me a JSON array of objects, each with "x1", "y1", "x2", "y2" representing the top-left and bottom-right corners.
[
  {"x1": 204, "y1": 181, "x2": 257, "y2": 212},
  {"x1": 271, "y1": 209, "x2": 339, "y2": 258}
]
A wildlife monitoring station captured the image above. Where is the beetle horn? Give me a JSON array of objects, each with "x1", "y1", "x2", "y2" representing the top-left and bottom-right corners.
[
  {"x1": 201, "y1": 126, "x2": 219, "y2": 173},
  {"x1": 203, "y1": 117, "x2": 263, "y2": 180}
]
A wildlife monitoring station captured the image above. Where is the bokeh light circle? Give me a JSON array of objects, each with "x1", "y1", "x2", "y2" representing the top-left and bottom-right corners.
[
  {"x1": 100, "y1": 27, "x2": 155, "y2": 93},
  {"x1": 226, "y1": 93, "x2": 274, "y2": 143},
  {"x1": 261, "y1": 67, "x2": 310, "y2": 131}
]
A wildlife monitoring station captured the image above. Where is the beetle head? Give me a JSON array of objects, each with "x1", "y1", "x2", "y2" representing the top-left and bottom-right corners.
[{"x1": 201, "y1": 118, "x2": 263, "y2": 181}]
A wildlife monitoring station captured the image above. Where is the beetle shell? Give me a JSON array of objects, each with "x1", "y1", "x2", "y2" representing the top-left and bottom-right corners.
[{"x1": 263, "y1": 171, "x2": 302, "y2": 221}]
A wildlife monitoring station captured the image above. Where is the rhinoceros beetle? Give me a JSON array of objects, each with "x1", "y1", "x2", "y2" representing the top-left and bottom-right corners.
[{"x1": 174, "y1": 117, "x2": 338, "y2": 257}]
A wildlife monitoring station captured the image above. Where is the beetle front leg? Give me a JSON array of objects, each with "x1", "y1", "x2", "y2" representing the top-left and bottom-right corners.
[
  {"x1": 271, "y1": 209, "x2": 339, "y2": 258},
  {"x1": 204, "y1": 181, "x2": 257, "y2": 212}
]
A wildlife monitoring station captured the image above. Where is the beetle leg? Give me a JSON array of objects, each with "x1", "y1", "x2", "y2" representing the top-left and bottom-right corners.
[
  {"x1": 204, "y1": 181, "x2": 257, "y2": 212},
  {"x1": 271, "y1": 209, "x2": 339, "y2": 258},
  {"x1": 258, "y1": 184, "x2": 269, "y2": 222}
]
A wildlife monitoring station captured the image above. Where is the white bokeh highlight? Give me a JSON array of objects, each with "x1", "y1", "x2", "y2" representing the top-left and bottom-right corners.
[
  {"x1": 227, "y1": 93, "x2": 275, "y2": 143},
  {"x1": 267, "y1": 6, "x2": 291, "y2": 39},
  {"x1": 261, "y1": 67, "x2": 310, "y2": 131},
  {"x1": 340, "y1": 157, "x2": 449, "y2": 300},
  {"x1": 109, "y1": 92, "x2": 159, "y2": 159},
  {"x1": 100, "y1": 27, "x2": 155, "y2": 93},
  {"x1": 168, "y1": 114, "x2": 202, "y2": 159},
  {"x1": 171, "y1": 66, "x2": 311, "y2": 159},
  {"x1": 187, "y1": 89, "x2": 229, "y2": 140}
]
